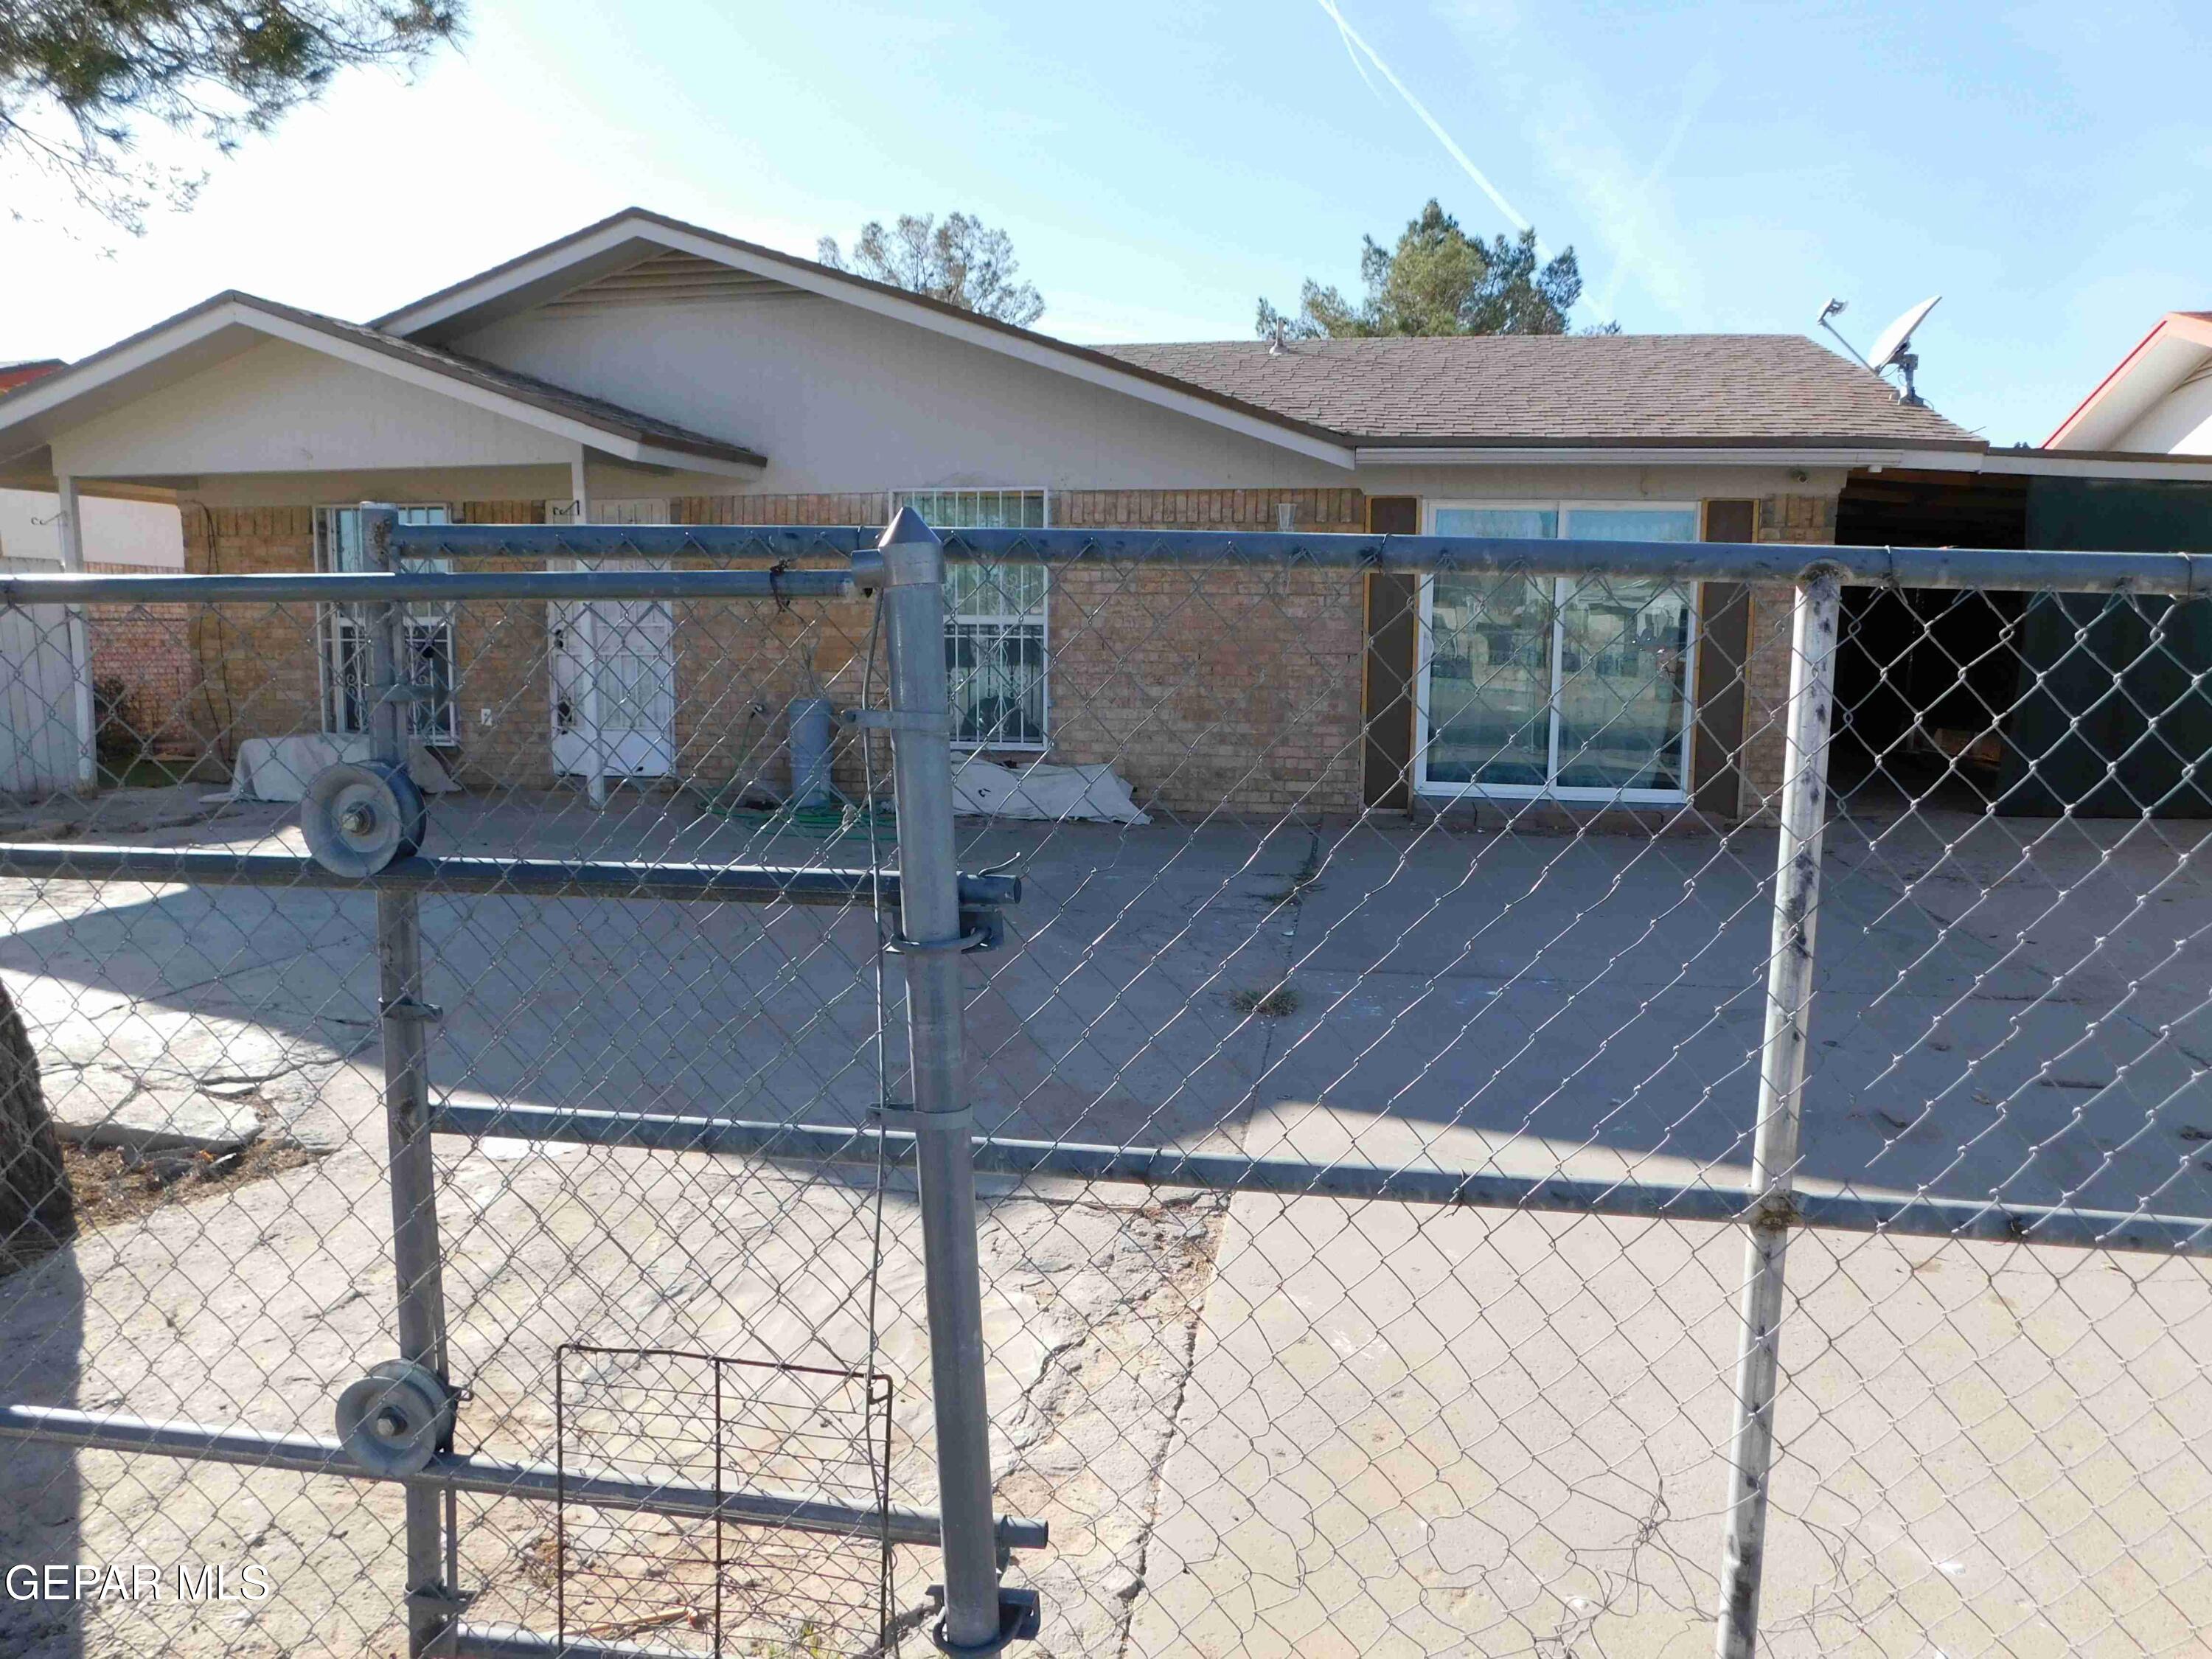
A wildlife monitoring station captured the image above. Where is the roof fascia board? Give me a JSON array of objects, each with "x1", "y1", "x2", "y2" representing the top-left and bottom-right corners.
[
  {"x1": 379, "y1": 232, "x2": 667, "y2": 340},
  {"x1": 1978, "y1": 450, "x2": 2212, "y2": 482},
  {"x1": 1354, "y1": 444, "x2": 1983, "y2": 470},
  {"x1": 627, "y1": 441, "x2": 762, "y2": 479},
  {"x1": 381, "y1": 217, "x2": 1358, "y2": 470}
]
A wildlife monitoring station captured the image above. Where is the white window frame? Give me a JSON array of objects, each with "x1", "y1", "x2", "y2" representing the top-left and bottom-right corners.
[
  {"x1": 891, "y1": 489, "x2": 1052, "y2": 751},
  {"x1": 1413, "y1": 499, "x2": 1701, "y2": 806},
  {"x1": 314, "y1": 504, "x2": 458, "y2": 747}
]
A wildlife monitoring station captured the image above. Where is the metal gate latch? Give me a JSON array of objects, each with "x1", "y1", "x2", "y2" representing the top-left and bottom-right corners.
[
  {"x1": 928, "y1": 1585, "x2": 1041, "y2": 1657},
  {"x1": 888, "y1": 906, "x2": 1005, "y2": 955}
]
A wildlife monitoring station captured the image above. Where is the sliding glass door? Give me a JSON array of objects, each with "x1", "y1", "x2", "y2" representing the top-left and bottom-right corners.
[{"x1": 1418, "y1": 504, "x2": 1699, "y2": 804}]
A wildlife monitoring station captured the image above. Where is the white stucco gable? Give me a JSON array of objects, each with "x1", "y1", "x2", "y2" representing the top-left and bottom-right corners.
[
  {"x1": 0, "y1": 291, "x2": 768, "y2": 492},
  {"x1": 377, "y1": 208, "x2": 1356, "y2": 480},
  {"x1": 446, "y1": 270, "x2": 1352, "y2": 493},
  {"x1": 56, "y1": 338, "x2": 579, "y2": 477}
]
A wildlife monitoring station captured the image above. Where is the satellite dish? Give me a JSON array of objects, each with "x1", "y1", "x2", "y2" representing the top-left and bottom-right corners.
[
  {"x1": 1868, "y1": 295, "x2": 1940, "y2": 371},
  {"x1": 1866, "y1": 294, "x2": 1940, "y2": 405}
]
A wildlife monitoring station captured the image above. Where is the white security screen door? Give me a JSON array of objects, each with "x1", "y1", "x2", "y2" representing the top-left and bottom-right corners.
[
  {"x1": 548, "y1": 499, "x2": 677, "y2": 780},
  {"x1": 0, "y1": 555, "x2": 77, "y2": 794}
]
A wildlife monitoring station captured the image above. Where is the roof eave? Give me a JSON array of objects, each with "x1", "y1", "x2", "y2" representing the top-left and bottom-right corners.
[
  {"x1": 1978, "y1": 448, "x2": 2212, "y2": 482},
  {"x1": 1355, "y1": 439, "x2": 1989, "y2": 468},
  {"x1": 0, "y1": 293, "x2": 767, "y2": 478}
]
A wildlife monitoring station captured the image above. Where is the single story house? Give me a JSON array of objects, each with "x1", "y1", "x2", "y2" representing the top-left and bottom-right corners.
[{"x1": 0, "y1": 208, "x2": 2186, "y2": 822}]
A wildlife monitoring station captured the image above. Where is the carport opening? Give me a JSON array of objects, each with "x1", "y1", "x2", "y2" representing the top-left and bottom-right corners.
[
  {"x1": 1833, "y1": 466, "x2": 2212, "y2": 819},
  {"x1": 1832, "y1": 469, "x2": 2028, "y2": 813}
]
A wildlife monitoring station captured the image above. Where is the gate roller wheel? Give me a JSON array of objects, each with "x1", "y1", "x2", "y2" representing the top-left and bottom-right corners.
[
  {"x1": 336, "y1": 1359, "x2": 455, "y2": 1476},
  {"x1": 302, "y1": 762, "x2": 425, "y2": 877}
]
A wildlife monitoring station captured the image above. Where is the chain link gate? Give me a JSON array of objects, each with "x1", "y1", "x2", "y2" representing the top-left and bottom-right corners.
[
  {"x1": 0, "y1": 507, "x2": 1040, "y2": 1657},
  {"x1": 1, "y1": 509, "x2": 2211, "y2": 1657}
]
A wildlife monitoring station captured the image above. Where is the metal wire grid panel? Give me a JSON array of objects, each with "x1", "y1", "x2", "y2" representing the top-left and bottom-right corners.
[
  {"x1": 0, "y1": 518, "x2": 2206, "y2": 1659},
  {"x1": 550, "y1": 1347, "x2": 892, "y2": 1655}
]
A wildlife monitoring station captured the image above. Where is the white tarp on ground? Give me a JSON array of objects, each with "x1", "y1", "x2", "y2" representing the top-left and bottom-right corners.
[
  {"x1": 952, "y1": 758, "x2": 1150, "y2": 825},
  {"x1": 217, "y1": 734, "x2": 462, "y2": 803}
]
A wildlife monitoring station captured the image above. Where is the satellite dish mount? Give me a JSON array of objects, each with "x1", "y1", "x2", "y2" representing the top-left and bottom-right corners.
[{"x1": 1818, "y1": 294, "x2": 1941, "y2": 406}]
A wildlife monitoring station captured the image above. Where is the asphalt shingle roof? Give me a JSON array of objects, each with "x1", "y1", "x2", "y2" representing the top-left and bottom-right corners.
[{"x1": 1103, "y1": 333, "x2": 1980, "y2": 449}]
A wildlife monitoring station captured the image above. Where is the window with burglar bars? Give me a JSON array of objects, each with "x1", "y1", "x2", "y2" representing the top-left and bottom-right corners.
[
  {"x1": 896, "y1": 488, "x2": 1050, "y2": 748},
  {"x1": 315, "y1": 504, "x2": 458, "y2": 745}
]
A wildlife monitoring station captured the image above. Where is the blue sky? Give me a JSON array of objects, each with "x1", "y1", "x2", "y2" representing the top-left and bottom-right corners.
[{"x1": 4, "y1": 0, "x2": 2206, "y2": 445}]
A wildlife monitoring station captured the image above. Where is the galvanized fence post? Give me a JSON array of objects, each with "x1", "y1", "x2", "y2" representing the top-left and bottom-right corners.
[
  {"x1": 362, "y1": 503, "x2": 459, "y2": 1655},
  {"x1": 1714, "y1": 566, "x2": 1843, "y2": 1659},
  {"x1": 874, "y1": 509, "x2": 1009, "y2": 1652}
]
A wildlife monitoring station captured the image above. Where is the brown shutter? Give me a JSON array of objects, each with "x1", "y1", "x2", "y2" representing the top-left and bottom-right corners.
[
  {"x1": 1366, "y1": 496, "x2": 1419, "y2": 536},
  {"x1": 1694, "y1": 500, "x2": 1756, "y2": 821},
  {"x1": 1362, "y1": 497, "x2": 1421, "y2": 808}
]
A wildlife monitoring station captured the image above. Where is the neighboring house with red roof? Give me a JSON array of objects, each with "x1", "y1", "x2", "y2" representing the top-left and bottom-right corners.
[
  {"x1": 0, "y1": 360, "x2": 66, "y2": 396},
  {"x1": 2046, "y1": 311, "x2": 2212, "y2": 454},
  {"x1": 0, "y1": 209, "x2": 2194, "y2": 818}
]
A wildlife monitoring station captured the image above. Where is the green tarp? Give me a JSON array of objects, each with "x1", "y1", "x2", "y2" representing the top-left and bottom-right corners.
[{"x1": 1997, "y1": 478, "x2": 2212, "y2": 817}]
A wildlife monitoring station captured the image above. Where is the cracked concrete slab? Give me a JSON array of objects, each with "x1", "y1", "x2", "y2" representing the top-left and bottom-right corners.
[
  {"x1": 49, "y1": 1085, "x2": 260, "y2": 1155},
  {"x1": 1, "y1": 795, "x2": 2208, "y2": 1655},
  {"x1": 1127, "y1": 1133, "x2": 2212, "y2": 1658}
]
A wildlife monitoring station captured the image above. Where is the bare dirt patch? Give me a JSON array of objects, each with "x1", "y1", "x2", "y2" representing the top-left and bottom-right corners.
[{"x1": 0, "y1": 1138, "x2": 323, "y2": 1280}]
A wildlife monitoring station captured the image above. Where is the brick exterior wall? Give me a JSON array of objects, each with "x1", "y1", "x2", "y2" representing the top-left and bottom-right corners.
[
  {"x1": 1046, "y1": 562, "x2": 1364, "y2": 817},
  {"x1": 178, "y1": 506, "x2": 324, "y2": 763},
  {"x1": 170, "y1": 487, "x2": 1839, "y2": 821},
  {"x1": 1035, "y1": 490, "x2": 1367, "y2": 815},
  {"x1": 84, "y1": 561, "x2": 202, "y2": 761}
]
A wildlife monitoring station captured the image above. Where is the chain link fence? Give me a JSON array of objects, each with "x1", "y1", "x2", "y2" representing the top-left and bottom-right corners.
[{"x1": 0, "y1": 514, "x2": 2208, "y2": 1658}]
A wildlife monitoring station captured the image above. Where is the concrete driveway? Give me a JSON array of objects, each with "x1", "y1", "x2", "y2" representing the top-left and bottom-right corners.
[{"x1": 0, "y1": 787, "x2": 2207, "y2": 1655}]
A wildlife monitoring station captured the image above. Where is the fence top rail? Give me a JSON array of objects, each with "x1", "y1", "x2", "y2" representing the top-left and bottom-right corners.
[
  {"x1": 0, "y1": 566, "x2": 856, "y2": 606},
  {"x1": 5, "y1": 529, "x2": 2198, "y2": 602},
  {"x1": 388, "y1": 521, "x2": 2212, "y2": 596},
  {"x1": 937, "y1": 528, "x2": 2212, "y2": 594}
]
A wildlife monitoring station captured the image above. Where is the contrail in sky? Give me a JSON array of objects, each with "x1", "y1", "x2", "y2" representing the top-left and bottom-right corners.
[
  {"x1": 1312, "y1": 0, "x2": 1548, "y2": 260},
  {"x1": 1594, "y1": 60, "x2": 1717, "y2": 319}
]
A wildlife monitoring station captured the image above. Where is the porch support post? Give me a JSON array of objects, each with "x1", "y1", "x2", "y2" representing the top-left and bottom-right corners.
[
  {"x1": 570, "y1": 450, "x2": 607, "y2": 807},
  {"x1": 1714, "y1": 566, "x2": 1843, "y2": 1658},
  {"x1": 52, "y1": 473, "x2": 97, "y2": 790}
]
